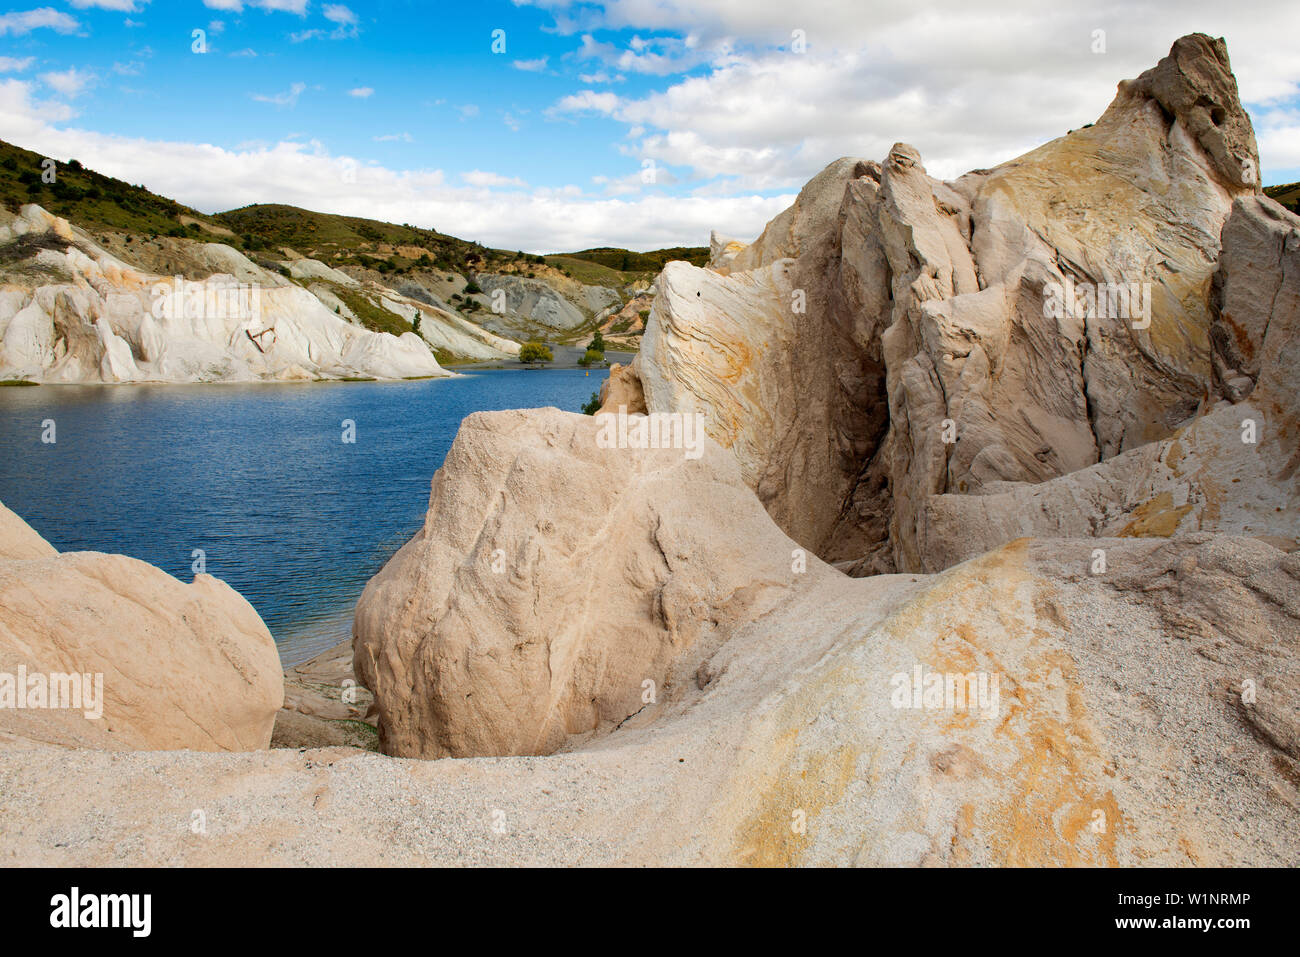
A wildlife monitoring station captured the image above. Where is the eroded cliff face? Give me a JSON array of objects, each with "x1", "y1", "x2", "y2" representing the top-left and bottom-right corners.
[
  {"x1": 0, "y1": 205, "x2": 459, "y2": 383},
  {"x1": 628, "y1": 34, "x2": 1277, "y2": 575}
]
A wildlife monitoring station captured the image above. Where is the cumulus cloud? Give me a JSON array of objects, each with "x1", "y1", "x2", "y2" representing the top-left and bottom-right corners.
[
  {"x1": 462, "y1": 170, "x2": 528, "y2": 188},
  {"x1": 0, "y1": 8, "x2": 80, "y2": 36},
  {"x1": 0, "y1": 57, "x2": 36, "y2": 72},
  {"x1": 0, "y1": 79, "x2": 789, "y2": 250},
  {"x1": 512, "y1": 56, "x2": 549, "y2": 72},
  {"x1": 532, "y1": 0, "x2": 1300, "y2": 185},
  {"x1": 348, "y1": 86, "x2": 373, "y2": 98},
  {"x1": 40, "y1": 67, "x2": 95, "y2": 97},
  {"x1": 547, "y1": 89, "x2": 620, "y2": 117},
  {"x1": 67, "y1": 0, "x2": 145, "y2": 10}
]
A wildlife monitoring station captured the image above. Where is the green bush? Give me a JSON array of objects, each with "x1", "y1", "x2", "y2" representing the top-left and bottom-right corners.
[{"x1": 518, "y1": 342, "x2": 553, "y2": 364}]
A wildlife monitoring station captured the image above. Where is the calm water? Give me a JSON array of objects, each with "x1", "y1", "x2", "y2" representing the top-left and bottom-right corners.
[{"x1": 0, "y1": 370, "x2": 602, "y2": 665}]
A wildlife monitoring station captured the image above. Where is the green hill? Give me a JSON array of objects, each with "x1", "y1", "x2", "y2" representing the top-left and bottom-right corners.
[
  {"x1": 547, "y1": 246, "x2": 709, "y2": 272},
  {"x1": 0, "y1": 135, "x2": 711, "y2": 278},
  {"x1": 1265, "y1": 182, "x2": 1300, "y2": 213},
  {"x1": 0, "y1": 138, "x2": 216, "y2": 238}
]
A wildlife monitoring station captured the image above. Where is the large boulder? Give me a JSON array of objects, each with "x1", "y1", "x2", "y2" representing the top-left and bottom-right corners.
[
  {"x1": 353, "y1": 407, "x2": 814, "y2": 759},
  {"x1": 0, "y1": 502, "x2": 283, "y2": 750}
]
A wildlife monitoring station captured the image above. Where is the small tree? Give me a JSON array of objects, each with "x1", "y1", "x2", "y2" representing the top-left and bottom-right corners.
[
  {"x1": 412, "y1": 311, "x2": 422, "y2": 334},
  {"x1": 587, "y1": 329, "x2": 605, "y2": 354},
  {"x1": 518, "y1": 342, "x2": 553, "y2": 365}
]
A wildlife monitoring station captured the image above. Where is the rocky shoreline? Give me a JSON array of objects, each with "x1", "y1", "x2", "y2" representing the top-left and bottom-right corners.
[{"x1": 0, "y1": 35, "x2": 1296, "y2": 867}]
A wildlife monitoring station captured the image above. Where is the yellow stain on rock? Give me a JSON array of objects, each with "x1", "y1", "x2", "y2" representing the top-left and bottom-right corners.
[
  {"x1": 1118, "y1": 491, "x2": 1194, "y2": 537},
  {"x1": 730, "y1": 727, "x2": 860, "y2": 867}
]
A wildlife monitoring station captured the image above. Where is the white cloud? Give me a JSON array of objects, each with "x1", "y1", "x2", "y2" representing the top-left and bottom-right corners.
[
  {"x1": 0, "y1": 57, "x2": 36, "y2": 72},
  {"x1": 208, "y1": 20, "x2": 225, "y2": 34},
  {"x1": 462, "y1": 170, "x2": 528, "y2": 188},
  {"x1": 348, "y1": 86, "x2": 373, "y2": 98},
  {"x1": 203, "y1": 0, "x2": 309, "y2": 13},
  {"x1": 0, "y1": 8, "x2": 80, "y2": 36},
  {"x1": 0, "y1": 82, "x2": 788, "y2": 250},
  {"x1": 323, "y1": 4, "x2": 357, "y2": 26},
  {"x1": 548, "y1": 89, "x2": 620, "y2": 117},
  {"x1": 532, "y1": 0, "x2": 1300, "y2": 187},
  {"x1": 579, "y1": 71, "x2": 624, "y2": 84},
  {"x1": 373, "y1": 132, "x2": 412, "y2": 142},
  {"x1": 512, "y1": 56, "x2": 549, "y2": 72},
  {"x1": 251, "y1": 81, "x2": 306, "y2": 107},
  {"x1": 41, "y1": 67, "x2": 95, "y2": 97},
  {"x1": 575, "y1": 32, "x2": 709, "y2": 76},
  {"x1": 67, "y1": 0, "x2": 144, "y2": 10}
]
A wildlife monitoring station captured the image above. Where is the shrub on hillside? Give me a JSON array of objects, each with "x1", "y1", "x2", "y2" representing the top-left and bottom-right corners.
[{"x1": 518, "y1": 342, "x2": 553, "y2": 364}]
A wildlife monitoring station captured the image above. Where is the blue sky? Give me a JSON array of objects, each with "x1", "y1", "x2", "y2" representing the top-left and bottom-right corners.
[{"x1": 2, "y1": 0, "x2": 1298, "y2": 251}]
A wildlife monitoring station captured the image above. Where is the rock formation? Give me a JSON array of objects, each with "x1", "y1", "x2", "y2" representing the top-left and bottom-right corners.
[
  {"x1": 0, "y1": 34, "x2": 1296, "y2": 868},
  {"x1": 341, "y1": 34, "x2": 1299, "y2": 864},
  {"x1": 351, "y1": 402, "x2": 1300, "y2": 862},
  {"x1": 0, "y1": 502, "x2": 282, "y2": 750},
  {"x1": 626, "y1": 34, "x2": 1285, "y2": 576}
]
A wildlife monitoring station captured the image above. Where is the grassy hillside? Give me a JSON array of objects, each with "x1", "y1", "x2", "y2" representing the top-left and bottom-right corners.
[
  {"x1": 1265, "y1": 182, "x2": 1300, "y2": 213},
  {"x1": 548, "y1": 246, "x2": 709, "y2": 272},
  {"x1": 216, "y1": 203, "x2": 520, "y2": 274},
  {"x1": 0, "y1": 138, "x2": 218, "y2": 238},
  {"x1": 1, "y1": 135, "x2": 708, "y2": 284}
]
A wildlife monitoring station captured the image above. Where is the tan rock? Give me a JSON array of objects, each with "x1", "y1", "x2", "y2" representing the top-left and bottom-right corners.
[
  {"x1": 635, "y1": 34, "x2": 1266, "y2": 574},
  {"x1": 353, "y1": 407, "x2": 807, "y2": 758},
  {"x1": 0, "y1": 502, "x2": 282, "y2": 751},
  {"x1": 596, "y1": 361, "x2": 646, "y2": 414}
]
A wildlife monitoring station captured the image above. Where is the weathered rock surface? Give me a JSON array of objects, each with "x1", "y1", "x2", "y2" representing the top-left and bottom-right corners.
[
  {"x1": 635, "y1": 34, "x2": 1275, "y2": 575},
  {"x1": 273, "y1": 641, "x2": 378, "y2": 751},
  {"x1": 0, "y1": 502, "x2": 282, "y2": 751},
  {"x1": 354, "y1": 407, "x2": 806, "y2": 758},
  {"x1": 596, "y1": 361, "x2": 646, "y2": 414},
  {"x1": 471, "y1": 272, "x2": 621, "y2": 339},
  {"x1": 3, "y1": 437, "x2": 1298, "y2": 864}
]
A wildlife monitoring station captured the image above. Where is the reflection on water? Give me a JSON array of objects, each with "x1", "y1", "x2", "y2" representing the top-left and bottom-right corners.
[{"x1": 0, "y1": 370, "x2": 599, "y2": 665}]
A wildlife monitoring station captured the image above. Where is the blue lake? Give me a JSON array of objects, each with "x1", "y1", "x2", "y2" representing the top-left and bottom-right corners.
[{"x1": 0, "y1": 369, "x2": 603, "y2": 665}]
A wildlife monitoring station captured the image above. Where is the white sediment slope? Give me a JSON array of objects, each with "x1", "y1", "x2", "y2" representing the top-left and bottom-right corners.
[{"x1": 0, "y1": 205, "x2": 456, "y2": 383}]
